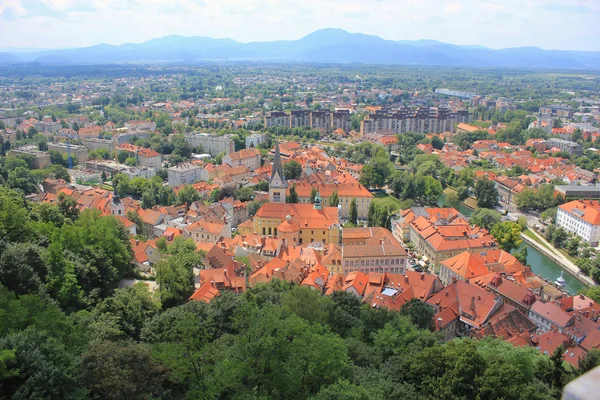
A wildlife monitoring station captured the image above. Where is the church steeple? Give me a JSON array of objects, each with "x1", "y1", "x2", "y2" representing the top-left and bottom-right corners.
[
  {"x1": 269, "y1": 142, "x2": 287, "y2": 204},
  {"x1": 313, "y1": 191, "x2": 322, "y2": 210}
]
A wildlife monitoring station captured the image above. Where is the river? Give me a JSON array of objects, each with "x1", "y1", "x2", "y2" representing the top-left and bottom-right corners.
[{"x1": 438, "y1": 193, "x2": 584, "y2": 294}]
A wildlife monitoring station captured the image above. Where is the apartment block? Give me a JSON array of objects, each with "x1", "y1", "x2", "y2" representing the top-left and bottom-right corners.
[
  {"x1": 167, "y1": 163, "x2": 208, "y2": 187},
  {"x1": 183, "y1": 133, "x2": 235, "y2": 157},
  {"x1": 310, "y1": 110, "x2": 332, "y2": 132},
  {"x1": 48, "y1": 142, "x2": 89, "y2": 164},
  {"x1": 546, "y1": 138, "x2": 583, "y2": 156},
  {"x1": 290, "y1": 110, "x2": 311, "y2": 128},
  {"x1": 360, "y1": 107, "x2": 472, "y2": 135},
  {"x1": 264, "y1": 111, "x2": 290, "y2": 128},
  {"x1": 9, "y1": 145, "x2": 51, "y2": 169},
  {"x1": 82, "y1": 138, "x2": 114, "y2": 153},
  {"x1": 245, "y1": 133, "x2": 268, "y2": 148},
  {"x1": 332, "y1": 110, "x2": 351, "y2": 132}
]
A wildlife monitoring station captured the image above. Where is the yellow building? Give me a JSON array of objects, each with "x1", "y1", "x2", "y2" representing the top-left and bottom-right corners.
[
  {"x1": 289, "y1": 182, "x2": 373, "y2": 220},
  {"x1": 253, "y1": 198, "x2": 340, "y2": 245}
]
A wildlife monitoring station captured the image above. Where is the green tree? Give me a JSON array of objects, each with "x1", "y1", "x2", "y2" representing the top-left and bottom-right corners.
[
  {"x1": 514, "y1": 246, "x2": 528, "y2": 266},
  {"x1": 156, "y1": 252, "x2": 199, "y2": 309},
  {"x1": 349, "y1": 198, "x2": 358, "y2": 225},
  {"x1": 445, "y1": 191, "x2": 460, "y2": 209},
  {"x1": 57, "y1": 192, "x2": 79, "y2": 221},
  {"x1": 0, "y1": 242, "x2": 46, "y2": 296},
  {"x1": 400, "y1": 299, "x2": 434, "y2": 330},
  {"x1": 470, "y1": 208, "x2": 502, "y2": 231},
  {"x1": 578, "y1": 349, "x2": 600, "y2": 374},
  {"x1": 117, "y1": 150, "x2": 129, "y2": 164},
  {"x1": 287, "y1": 184, "x2": 299, "y2": 204},
  {"x1": 491, "y1": 221, "x2": 523, "y2": 253},
  {"x1": 566, "y1": 237, "x2": 581, "y2": 257},
  {"x1": 283, "y1": 160, "x2": 303, "y2": 180},
  {"x1": 80, "y1": 340, "x2": 175, "y2": 400},
  {"x1": 234, "y1": 186, "x2": 254, "y2": 202},
  {"x1": 475, "y1": 179, "x2": 499, "y2": 209},
  {"x1": 552, "y1": 227, "x2": 568, "y2": 248},
  {"x1": 177, "y1": 185, "x2": 200, "y2": 206},
  {"x1": 329, "y1": 191, "x2": 339, "y2": 207},
  {"x1": 313, "y1": 380, "x2": 372, "y2": 400},
  {"x1": 310, "y1": 186, "x2": 317, "y2": 204},
  {"x1": 580, "y1": 286, "x2": 600, "y2": 303},
  {"x1": 56, "y1": 210, "x2": 132, "y2": 305},
  {"x1": 0, "y1": 329, "x2": 84, "y2": 400},
  {"x1": 94, "y1": 283, "x2": 161, "y2": 340}
]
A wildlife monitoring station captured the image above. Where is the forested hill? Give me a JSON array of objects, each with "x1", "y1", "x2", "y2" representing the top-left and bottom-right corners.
[{"x1": 0, "y1": 182, "x2": 590, "y2": 399}]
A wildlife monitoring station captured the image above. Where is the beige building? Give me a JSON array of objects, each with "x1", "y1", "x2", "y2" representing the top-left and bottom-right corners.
[
  {"x1": 222, "y1": 148, "x2": 261, "y2": 171},
  {"x1": 290, "y1": 182, "x2": 372, "y2": 219},
  {"x1": 48, "y1": 142, "x2": 89, "y2": 164},
  {"x1": 183, "y1": 220, "x2": 231, "y2": 244},
  {"x1": 9, "y1": 145, "x2": 51, "y2": 169},
  {"x1": 341, "y1": 227, "x2": 408, "y2": 275}
]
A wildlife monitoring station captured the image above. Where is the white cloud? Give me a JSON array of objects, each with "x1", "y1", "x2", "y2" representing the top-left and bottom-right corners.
[{"x1": 0, "y1": 0, "x2": 598, "y2": 51}]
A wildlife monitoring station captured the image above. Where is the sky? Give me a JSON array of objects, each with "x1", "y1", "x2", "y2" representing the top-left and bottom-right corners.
[{"x1": 0, "y1": 0, "x2": 599, "y2": 51}]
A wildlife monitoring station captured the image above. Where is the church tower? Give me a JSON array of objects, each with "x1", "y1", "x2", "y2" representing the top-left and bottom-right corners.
[
  {"x1": 111, "y1": 186, "x2": 124, "y2": 216},
  {"x1": 269, "y1": 142, "x2": 287, "y2": 203}
]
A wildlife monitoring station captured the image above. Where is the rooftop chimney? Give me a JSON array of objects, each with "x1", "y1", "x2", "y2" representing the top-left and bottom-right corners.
[
  {"x1": 470, "y1": 296, "x2": 476, "y2": 312},
  {"x1": 437, "y1": 317, "x2": 443, "y2": 329},
  {"x1": 420, "y1": 272, "x2": 425, "y2": 280}
]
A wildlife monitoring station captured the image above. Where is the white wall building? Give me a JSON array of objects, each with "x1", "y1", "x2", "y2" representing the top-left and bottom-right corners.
[
  {"x1": 167, "y1": 163, "x2": 208, "y2": 187},
  {"x1": 556, "y1": 200, "x2": 600, "y2": 246}
]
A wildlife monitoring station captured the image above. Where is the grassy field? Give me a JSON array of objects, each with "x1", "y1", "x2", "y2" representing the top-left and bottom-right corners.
[
  {"x1": 373, "y1": 192, "x2": 404, "y2": 213},
  {"x1": 523, "y1": 228, "x2": 551, "y2": 250}
]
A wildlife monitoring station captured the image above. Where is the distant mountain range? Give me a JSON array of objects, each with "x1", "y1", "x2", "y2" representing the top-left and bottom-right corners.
[{"x1": 1, "y1": 28, "x2": 599, "y2": 69}]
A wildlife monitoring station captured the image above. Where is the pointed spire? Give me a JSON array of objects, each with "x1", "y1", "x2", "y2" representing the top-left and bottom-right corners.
[
  {"x1": 112, "y1": 184, "x2": 120, "y2": 204},
  {"x1": 270, "y1": 141, "x2": 287, "y2": 189}
]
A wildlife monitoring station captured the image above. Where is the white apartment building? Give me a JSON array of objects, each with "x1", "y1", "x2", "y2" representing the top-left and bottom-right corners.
[
  {"x1": 245, "y1": 133, "x2": 267, "y2": 148},
  {"x1": 183, "y1": 133, "x2": 235, "y2": 157},
  {"x1": 167, "y1": 163, "x2": 208, "y2": 187},
  {"x1": 556, "y1": 200, "x2": 600, "y2": 246}
]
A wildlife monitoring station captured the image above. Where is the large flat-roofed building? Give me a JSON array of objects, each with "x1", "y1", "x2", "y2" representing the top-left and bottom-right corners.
[
  {"x1": 290, "y1": 110, "x2": 311, "y2": 128},
  {"x1": 167, "y1": 163, "x2": 207, "y2": 187},
  {"x1": 540, "y1": 105, "x2": 573, "y2": 119},
  {"x1": 556, "y1": 200, "x2": 600, "y2": 246},
  {"x1": 555, "y1": 185, "x2": 600, "y2": 200},
  {"x1": 546, "y1": 138, "x2": 583, "y2": 156},
  {"x1": 332, "y1": 110, "x2": 351, "y2": 132},
  {"x1": 360, "y1": 107, "x2": 471, "y2": 135},
  {"x1": 310, "y1": 110, "x2": 332, "y2": 132},
  {"x1": 82, "y1": 138, "x2": 114, "y2": 153},
  {"x1": 9, "y1": 145, "x2": 51, "y2": 169},
  {"x1": 245, "y1": 133, "x2": 268, "y2": 148},
  {"x1": 84, "y1": 160, "x2": 156, "y2": 179},
  {"x1": 183, "y1": 133, "x2": 235, "y2": 157},
  {"x1": 48, "y1": 142, "x2": 89, "y2": 164},
  {"x1": 264, "y1": 111, "x2": 290, "y2": 128}
]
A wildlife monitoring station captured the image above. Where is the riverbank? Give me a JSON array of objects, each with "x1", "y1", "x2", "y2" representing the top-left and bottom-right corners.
[{"x1": 520, "y1": 229, "x2": 596, "y2": 287}]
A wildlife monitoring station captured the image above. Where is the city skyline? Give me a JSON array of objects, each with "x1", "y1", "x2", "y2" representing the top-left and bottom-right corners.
[{"x1": 0, "y1": 0, "x2": 599, "y2": 51}]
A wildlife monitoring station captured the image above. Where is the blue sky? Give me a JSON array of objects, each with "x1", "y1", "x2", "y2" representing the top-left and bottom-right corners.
[{"x1": 0, "y1": 0, "x2": 599, "y2": 51}]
